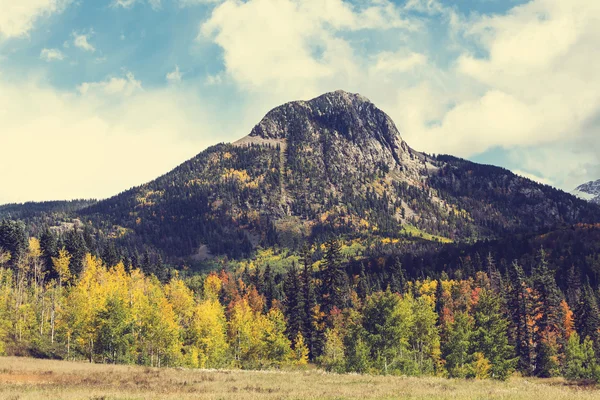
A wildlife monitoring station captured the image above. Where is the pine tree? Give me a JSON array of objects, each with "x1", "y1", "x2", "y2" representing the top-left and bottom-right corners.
[
  {"x1": 388, "y1": 256, "x2": 406, "y2": 294},
  {"x1": 486, "y1": 253, "x2": 502, "y2": 294},
  {"x1": 321, "y1": 238, "x2": 348, "y2": 314},
  {"x1": 532, "y1": 249, "x2": 565, "y2": 377},
  {"x1": 443, "y1": 311, "x2": 473, "y2": 378},
  {"x1": 299, "y1": 246, "x2": 319, "y2": 358},
  {"x1": 575, "y1": 282, "x2": 600, "y2": 355},
  {"x1": 263, "y1": 264, "x2": 276, "y2": 311},
  {"x1": 283, "y1": 262, "x2": 305, "y2": 341},
  {"x1": 565, "y1": 266, "x2": 581, "y2": 308},
  {"x1": 39, "y1": 228, "x2": 58, "y2": 279},
  {"x1": 0, "y1": 220, "x2": 28, "y2": 268},
  {"x1": 64, "y1": 229, "x2": 88, "y2": 277},
  {"x1": 507, "y1": 261, "x2": 535, "y2": 375},
  {"x1": 363, "y1": 290, "x2": 413, "y2": 374},
  {"x1": 471, "y1": 287, "x2": 516, "y2": 380}
]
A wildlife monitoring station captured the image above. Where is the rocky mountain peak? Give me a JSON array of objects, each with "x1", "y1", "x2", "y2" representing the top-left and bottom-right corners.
[{"x1": 243, "y1": 90, "x2": 410, "y2": 168}]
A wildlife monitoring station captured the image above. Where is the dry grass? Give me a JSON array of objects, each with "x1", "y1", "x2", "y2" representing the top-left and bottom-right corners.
[{"x1": 0, "y1": 357, "x2": 598, "y2": 400}]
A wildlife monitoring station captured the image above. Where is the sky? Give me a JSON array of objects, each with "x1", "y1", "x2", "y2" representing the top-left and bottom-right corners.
[{"x1": 1, "y1": 0, "x2": 599, "y2": 204}]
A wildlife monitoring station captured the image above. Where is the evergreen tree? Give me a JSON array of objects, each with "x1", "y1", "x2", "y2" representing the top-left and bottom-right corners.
[
  {"x1": 321, "y1": 238, "x2": 348, "y2": 314},
  {"x1": 39, "y1": 228, "x2": 58, "y2": 279},
  {"x1": 443, "y1": 311, "x2": 473, "y2": 378},
  {"x1": 300, "y1": 246, "x2": 319, "y2": 359},
  {"x1": 532, "y1": 249, "x2": 565, "y2": 377},
  {"x1": 565, "y1": 266, "x2": 582, "y2": 308},
  {"x1": 357, "y1": 262, "x2": 370, "y2": 300},
  {"x1": 64, "y1": 229, "x2": 88, "y2": 277},
  {"x1": 362, "y1": 290, "x2": 413, "y2": 374},
  {"x1": 575, "y1": 282, "x2": 600, "y2": 355},
  {"x1": 283, "y1": 262, "x2": 305, "y2": 341},
  {"x1": 0, "y1": 220, "x2": 28, "y2": 267},
  {"x1": 507, "y1": 261, "x2": 535, "y2": 375},
  {"x1": 471, "y1": 287, "x2": 516, "y2": 380},
  {"x1": 388, "y1": 256, "x2": 406, "y2": 294},
  {"x1": 263, "y1": 264, "x2": 276, "y2": 311}
]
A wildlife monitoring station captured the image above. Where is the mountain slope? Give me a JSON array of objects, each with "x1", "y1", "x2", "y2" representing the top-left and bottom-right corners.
[
  {"x1": 572, "y1": 179, "x2": 600, "y2": 204},
  {"x1": 79, "y1": 91, "x2": 600, "y2": 259}
]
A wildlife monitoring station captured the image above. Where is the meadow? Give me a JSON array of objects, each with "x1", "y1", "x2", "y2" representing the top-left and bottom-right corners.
[{"x1": 1, "y1": 357, "x2": 599, "y2": 400}]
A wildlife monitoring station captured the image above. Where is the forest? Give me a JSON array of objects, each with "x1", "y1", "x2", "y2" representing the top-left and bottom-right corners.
[{"x1": 1, "y1": 220, "x2": 600, "y2": 383}]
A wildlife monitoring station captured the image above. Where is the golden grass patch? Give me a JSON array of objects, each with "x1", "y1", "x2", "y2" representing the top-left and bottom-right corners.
[{"x1": 0, "y1": 357, "x2": 598, "y2": 400}]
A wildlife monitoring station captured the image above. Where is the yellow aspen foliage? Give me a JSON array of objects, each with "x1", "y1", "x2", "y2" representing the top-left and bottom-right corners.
[
  {"x1": 419, "y1": 279, "x2": 438, "y2": 306},
  {"x1": 28, "y1": 238, "x2": 42, "y2": 258},
  {"x1": 166, "y1": 277, "x2": 195, "y2": 328},
  {"x1": 321, "y1": 327, "x2": 345, "y2": 372},
  {"x1": 203, "y1": 272, "x2": 222, "y2": 301},
  {"x1": 65, "y1": 254, "x2": 108, "y2": 362},
  {"x1": 470, "y1": 352, "x2": 492, "y2": 379},
  {"x1": 263, "y1": 308, "x2": 293, "y2": 365},
  {"x1": 0, "y1": 269, "x2": 13, "y2": 354},
  {"x1": 52, "y1": 248, "x2": 72, "y2": 285},
  {"x1": 228, "y1": 298, "x2": 261, "y2": 367},
  {"x1": 190, "y1": 298, "x2": 229, "y2": 368},
  {"x1": 139, "y1": 278, "x2": 182, "y2": 367},
  {"x1": 293, "y1": 331, "x2": 309, "y2": 365}
]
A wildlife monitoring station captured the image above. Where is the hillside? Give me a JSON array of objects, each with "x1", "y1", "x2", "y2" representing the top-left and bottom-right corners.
[{"x1": 77, "y1": 91, "x2": 599, "y2": 259}]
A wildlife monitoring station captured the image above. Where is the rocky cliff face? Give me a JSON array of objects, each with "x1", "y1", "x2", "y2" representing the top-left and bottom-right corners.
[
  {"x1": 573, "y1": 180, "x2": 600, "y2": 204},
  {"x1": 247, "y1": 90, "x2": 409, "y2": 163}
]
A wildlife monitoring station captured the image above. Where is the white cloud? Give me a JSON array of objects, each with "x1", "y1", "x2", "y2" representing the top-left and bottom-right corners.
[
  {"x1": 199, "y1": 0, "x2": 600, "y2": 190},
  {"x1": 0, "y1": 73, "x2": 226, "y2": 204},
  {"x1": 512, "y1": 170, "x2": 553, "y2": 186},
  {"x1": 73, "y1": 32, "x2": 96, "y2": 52},
  {"x1": 200, "y1": 0, "x2": 410, "y2": 99},
  {"x1": 78, "y1": 71, "x2": 142, "y2": 97},
  {"x1": 40, "y1": 48, "x2": 65, "y2": 62},
  {"x1": 113, "y1": 0, "x2": 216, "y2": 9},
  {"x1": 178, "y1": 0, "x2": 223, "y2": 5},
  {"x1": 112, "y1": 0, "x2": 138, "y2": 8},
  {"x1": 0, "y1": 0, "x2": 72, "y2": 38},
  {"x1": 205, "y1": 73, "x2": 223, "y2": 85},
  {"x1": 371, "y1": 52, "x2": 427, "y2": 74},
  {"x1": 166, "y1": 65, "x2": 182, "y2": 83},
  {"x1": 421, "y1": 0, "x2": 600, "y2": 158}
]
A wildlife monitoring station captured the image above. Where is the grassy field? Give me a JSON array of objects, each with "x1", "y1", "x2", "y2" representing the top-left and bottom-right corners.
[{"x1": 0, "y1": 357, "x2": 599, "y2": 400}]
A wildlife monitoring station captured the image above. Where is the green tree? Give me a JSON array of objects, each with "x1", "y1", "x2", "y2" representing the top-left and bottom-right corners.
[
  {"x1": 443, "y1": 311, "x2": 473, "y2": 378},
  {"x1": 507, "y1": 261, "x2": 535, "y2": 375},
  {"x1": 300, "y1": 245, "x2": 319, "y2": 359},
  {"x1": 362, "y1": 290, "x2": 413, "y2": 374},
  {"x1": 471, "y1": 288, "x2": 516, "y2": 380},
  {"x1": 532, "y1": 249, "x2": 565, "y2": 377},
  {"x1": 95, "y1": 295, "x2": 133, "y2": 363},
  {"x1": 283, "y1": 262, "x2": 305, "y2": 341},
  {"x1": 575, "y1": 282, "x2": 600, "y2": 356},
  {"x1": 410, "y1": 296, "x2": 440, "y2": 375},
  {"x1": 320, "y1": 327, "x2": 345, "y2": 373},
  {"x1": 321, "y1": 239, "x2": 348, "y2": 313}
]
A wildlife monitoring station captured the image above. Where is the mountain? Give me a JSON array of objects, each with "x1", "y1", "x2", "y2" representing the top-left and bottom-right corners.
[
  {"x1": 572, "y1": 179, "x2": 600, "y2": 204},
  {"x1": 75, "y1": 90, "x2": 600, "y2": 260}
]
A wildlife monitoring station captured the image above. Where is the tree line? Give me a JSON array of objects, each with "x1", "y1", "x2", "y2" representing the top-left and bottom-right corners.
[{"x1": 1, "y1": 235, "x2": 600, "y2": 382}]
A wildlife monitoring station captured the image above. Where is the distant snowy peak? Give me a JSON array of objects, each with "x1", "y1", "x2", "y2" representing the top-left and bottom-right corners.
[{"x1": 573, "y1": 180, "x2": 600, "y2": 204}]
